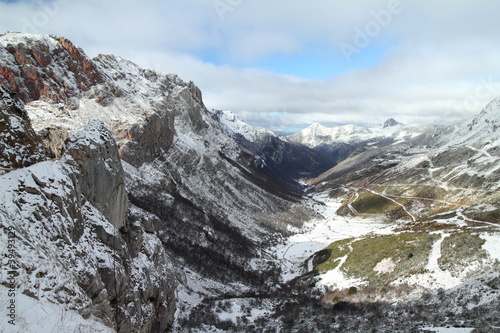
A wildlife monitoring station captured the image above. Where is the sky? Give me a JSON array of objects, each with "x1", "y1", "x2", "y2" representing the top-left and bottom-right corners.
[{"x1": 1, "y1": 0, "x2": 500, "y2": 133}]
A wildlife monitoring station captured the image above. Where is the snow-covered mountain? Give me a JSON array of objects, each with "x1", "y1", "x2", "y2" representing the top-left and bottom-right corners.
[
  {"x1": 311, "y1": 97, "x2": 500, "y2": 201},
  {"x1": 295, "y1": 100, "x2": 500, "y2": 332},
  {"x1": 0, "y1": 32, "x2": 330, "y2": 332},
  {"x1": 211, "y1": 110, "x2": 337, "y2": 184},
  {"x1": 215, "y1": 109, "x2": 278, "y2": 142},
  {"x1": 382, "y1": 117, "x2": 401, "y2": 128},
  {"x1": 0, "y1": 32, "x2": 498, "y2": 332},
  {"x1": 414, "y1": 96, "x2": 500, "y2": 150},
  {"x1": 287, "y1": 119, "x2": 435, "y2": 148},
  {"x1": 286, "y1": 122, "x2": 370, "y2": 147}
]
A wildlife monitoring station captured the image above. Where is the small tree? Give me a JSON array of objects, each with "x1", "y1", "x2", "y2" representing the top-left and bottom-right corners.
[{"x1": 347, "y1": 286, "x2": 358, "y2": 296}]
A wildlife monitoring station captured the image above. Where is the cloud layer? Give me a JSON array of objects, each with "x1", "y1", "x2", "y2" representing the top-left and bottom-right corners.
[{"x1": 1, "y1": 0, "x2": 500, "y2": 132}]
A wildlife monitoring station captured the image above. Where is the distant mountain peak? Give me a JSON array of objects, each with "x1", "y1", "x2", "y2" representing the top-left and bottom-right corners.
[
  {"x1": 306, "y1": 122, "x2": 328, "y2": 131},
  {"x1": 382, "y1": 118, "x2": 401, "y2": 128}
]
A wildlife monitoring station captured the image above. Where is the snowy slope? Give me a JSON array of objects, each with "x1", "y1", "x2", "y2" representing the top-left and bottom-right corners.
[
  {"x1": 0, "y1": 285, "x2": 115, "y2": 333},
  {"x1": 301, "y1": 98, "x2": 500, "y2": 328},
  {"x1": 415, "y1": 96, "x2": 500, "y2": 149},
  {"x1": 4, "y1": 32, "x2": 498, "y2": 332},
  {"x1": 387, "y1": 97, "x2": 500, "y2": 194},
  {"x1": 312, "y1": 96, "x2": 500, "y2": 196},
  {"x1": 215, "y1": 109, "x2": 278, "y2": 142}
]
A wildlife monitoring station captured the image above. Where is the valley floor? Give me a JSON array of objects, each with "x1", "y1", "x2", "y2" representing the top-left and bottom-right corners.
[
  {"x1": 273, "y1": 191, "x2": 396, "y2": 282},
  {"x1": 174, "y1": 189, "x2": 500, "y2": 332}
]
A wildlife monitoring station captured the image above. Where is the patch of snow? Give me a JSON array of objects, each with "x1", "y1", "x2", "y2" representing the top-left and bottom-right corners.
[
  {"x1": 320, "y1": 268, "x2": 366, "y2": 291},
  {"x1": 0, "y1": 285, "x2": 115, "y2": 333},
  {"x1": 392, "y1": 232, "x2": 462, "y2": 291},
  {"x1": 373, "y1": 257, "x2": 396, "y2": 274},
  {"x1": 0, "y1": 33, "x2": 60, "y2": 51},
  {"x1": 481, "y1": 232, "x2": 500, "y2": 262}
]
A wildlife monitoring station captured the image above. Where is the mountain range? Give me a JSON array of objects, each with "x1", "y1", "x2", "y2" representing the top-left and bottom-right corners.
[{"x1": 0, "y1": 32, "x2": 498, "y2": 332}]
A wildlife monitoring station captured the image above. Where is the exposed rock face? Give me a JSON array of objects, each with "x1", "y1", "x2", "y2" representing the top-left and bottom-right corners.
[
  {"x1": 90, "y1": 54, "x2": 176, "y2": 166},
  {"x1": 62, "y1": 120, "x2": 128, "y2": 230},
  {"x1": 0, "y1": 33, "x2": 175, "y2": 163},
  {"x1": 0, "y1": 32, "x2": 327, "y2": 331},
  {"x1": 382, "y1": 118, "x2": 400, "y2": 128},
  {"x1": 0, "y1": 33, "x2": 104, "y2": 105},
  {"x1": 0, "y1": 85, "x2": 46, "y2": 171},
  {"x1": 0, "y1": 99, "x2": 177, "y2": 332}
]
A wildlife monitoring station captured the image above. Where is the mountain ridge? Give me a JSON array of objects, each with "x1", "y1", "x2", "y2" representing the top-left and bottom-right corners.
[{"x1": 286, "y1": 118, "x2": 435, "y2": 149}]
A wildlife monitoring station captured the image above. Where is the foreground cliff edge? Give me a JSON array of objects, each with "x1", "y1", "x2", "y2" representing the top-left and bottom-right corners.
[
  {"x1": 0, "y1": 88, "x2": 176, "y2": 331},
  {"x1": 0, "y1": 32, "x2": 499, "y2": 332}
]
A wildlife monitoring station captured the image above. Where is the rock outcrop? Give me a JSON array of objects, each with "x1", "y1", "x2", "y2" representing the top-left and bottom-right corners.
[
  {"x1": 0, "y1": 34, "x2": 104, "y2": 105},
  {"x1": 0, "y1": 85, "x2": 46, "y2": 171},
  {"x1": 62, "y1": 120, "x2": 128, "y2": 230},
  {"x1": 382, "y1": 118, "x2": 400, "y2": 128},
  {"x1": 0, "y1": 94, "x2": 177, "y2": 332},
  {"x1": 0, "y1": 33, "x2": 175, "y2": 163}
]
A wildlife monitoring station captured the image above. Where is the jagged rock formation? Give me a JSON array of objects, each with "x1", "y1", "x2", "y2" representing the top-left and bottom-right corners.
[
  {"x1": 0, "y1": 33, "x2": 176, "y2": 161},
  {"x1": 0, "y1": 101, "x2": 177, "y2": 331},
  {"x1": 62, "y1": 120, "x2": 128, "y2": 230},
  {"x1": 0, "y1": 85, "x2": 46, "y2": 171},
  {"x1": 0, "y1": 34, "x2": 103, "y2": 105},
  {"x1": 382, "y1": 118, "x2": 400, "y2": 128}
]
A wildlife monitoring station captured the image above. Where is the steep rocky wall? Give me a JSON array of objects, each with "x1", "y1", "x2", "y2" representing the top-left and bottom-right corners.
[
  {"x1": 0, "y1": 100, "x2": 178, "y2": 332},
  {"x1": 61, "y1": 120, "x2": 128, "y2": 230},
  {"x1": 0, "y1": 33, "x2": 323, "y2": 329},
  {"x1": 0, "y1": 34, "x2": 103, "y2": 105},
  {"x1": 0, "y1": 85, "x2": 46, "y2": 171}
]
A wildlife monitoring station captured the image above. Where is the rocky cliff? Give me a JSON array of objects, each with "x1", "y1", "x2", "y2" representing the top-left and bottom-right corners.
[
  {"x1": 0, "y1": 90, "x2": 177, "y2": 331},
  {"x1": 0, "y1": 85, "x2": 46, "y2": 171}
]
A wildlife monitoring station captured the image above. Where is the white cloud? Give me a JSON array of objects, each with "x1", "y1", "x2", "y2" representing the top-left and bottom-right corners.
[{"x1": 1, "y1": 0, "x2": 500, "y2": 131}]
